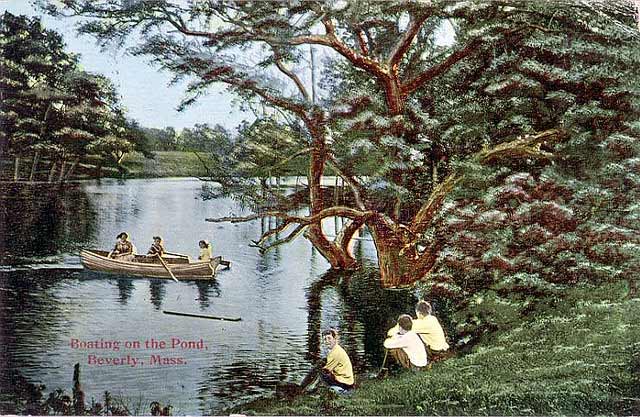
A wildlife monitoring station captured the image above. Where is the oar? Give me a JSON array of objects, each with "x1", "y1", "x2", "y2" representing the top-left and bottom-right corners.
[
  {"x1": 162, "y1": 310, "x2": 241, "y2": 322},
  {"x1": 164, "y1": 251, "x2": 189, "y2": 259},
  {"x1": 157, "y1": 255, "x2": 179, "y2": 283}
]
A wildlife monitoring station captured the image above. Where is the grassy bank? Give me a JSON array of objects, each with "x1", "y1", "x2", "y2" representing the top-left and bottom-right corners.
[
  {"x1": 230, "y1": 282, "x2": 640, "y2": 416},
  {"x1": 120, "y1": 151, "x2": 215, "y2": 178}
]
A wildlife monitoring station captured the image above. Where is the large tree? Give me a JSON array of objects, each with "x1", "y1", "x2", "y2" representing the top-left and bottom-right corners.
[
  {"x1": 0, "y1": 11, "x2": 149, "y2": 180},
  {"x1": 38, "y1": 0, "x2": 640, "y2": 287},
  {"x1": 0, "y1": 11, "x2": 75, "y2": 166}
]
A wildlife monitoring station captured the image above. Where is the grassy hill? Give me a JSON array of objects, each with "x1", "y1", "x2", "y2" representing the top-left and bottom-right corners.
[
  {"x1": 230, "y1": 282, "x2": 640, "y2": 416},
  {"x1": 120, "y1": 151, "x2": 216, "y2": 178}
]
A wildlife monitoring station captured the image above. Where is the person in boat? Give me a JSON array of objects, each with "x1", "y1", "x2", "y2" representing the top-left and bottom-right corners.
[
  {"x1": 198, "y1": 240, "x2": 212, "y2": 261},
  {"x1": 387, "y1": 300, "x2": 449, "y2": 356},
  {"x1": 147, "y1": 236, "x2": 166, "y2": 257},
  {"x1": 297, "y1": 328, "x2": 355, "y2": 393},
  {"x1": 109, "y1": 232, "x2": 136, "y2": 262},
  {"x1": 382, "y1": 314, "x2": 428, "y2": 371}
]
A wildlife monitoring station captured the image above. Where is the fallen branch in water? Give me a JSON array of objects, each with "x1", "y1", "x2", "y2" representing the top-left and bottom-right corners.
[{"x1": 162, "y1": 310, "x2": 241, "y2": 322}]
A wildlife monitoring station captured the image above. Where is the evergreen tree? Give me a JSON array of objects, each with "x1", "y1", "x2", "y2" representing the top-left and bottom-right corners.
[
  {"x1": 0, "y1": 11, "x2": 75, "y2": 158},
  {"x1": 37, "y1": 0, "x2": 640, "y2": 289},
  {"x1": 0, "y1": 11, "x2": 149, "y2": 180}
]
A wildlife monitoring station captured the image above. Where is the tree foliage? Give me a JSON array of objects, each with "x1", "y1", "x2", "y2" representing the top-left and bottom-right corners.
[
  {"x1": 37, "y1": 1, "x2": 640, "y2": 294},
  {"x1": 0, "y1": 11, "x2": 148, "y2": 174}
]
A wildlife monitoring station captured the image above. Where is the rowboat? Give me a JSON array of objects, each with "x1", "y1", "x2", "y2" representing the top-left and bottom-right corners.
[{"x1": 80, "y1": 249, "x2": 225, "y2": 280}]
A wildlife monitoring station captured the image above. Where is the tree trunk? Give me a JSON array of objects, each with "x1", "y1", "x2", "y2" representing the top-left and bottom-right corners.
[
  {"x1": 95, "y1": 161, "x2": 102, "y2": 179},
  {"x1": 29, "y1": 151, "x2": 40, "y2": 182},
  {"x1": 383, "y1": 76, "x2": 404, "y2": 115},
  {"x1": 367, "y1": 213, "x2": 438, "y2": 288},
  {"x1": 13, "y1": 157, "x2": 20, "y2": 181},
  {"x1": 48, "y1": 161, "x2": 57, "y2": 182},
  {"x1": 303, "y1": 124, "x2": 358, "y2": 269},
  {"x1": 58, "y1": 160, "x2": 67, "y2": 183},
  {"x1": 304, "y1": 224, "x2": 357, "y2": 269},
  {"x1": 64, "y1": 158, "x2": 80, "y2": 181}
]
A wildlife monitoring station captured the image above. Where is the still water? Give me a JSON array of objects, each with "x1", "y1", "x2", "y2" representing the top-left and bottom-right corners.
[{"x1": 0, "y1": 178, "x2": 412, "y2": 414}]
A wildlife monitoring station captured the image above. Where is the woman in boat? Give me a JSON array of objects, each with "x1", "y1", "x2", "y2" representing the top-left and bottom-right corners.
[
  {"x1": 109, "y1": 232, "x2": 136, "y2": 262},
  {"x1": 147, "y1": 236, "x2": 165, "y2": 257},
  {"x1": 198, "y1": 240, "x2": 213, "y2": 261}
]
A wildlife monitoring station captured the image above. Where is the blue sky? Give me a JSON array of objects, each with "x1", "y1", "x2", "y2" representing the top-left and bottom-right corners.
[{"x1": 0, "y1": 0, "x2": 250, "y2": 131}]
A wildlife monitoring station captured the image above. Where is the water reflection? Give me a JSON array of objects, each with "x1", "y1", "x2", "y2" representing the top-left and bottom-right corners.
[
  {"x1": 306, "y1": 267, "x2": 417, "y2": 369},
  {"x1": 0, "y1": 269, "x2": 82, "y2": 386},
  {"x1": 0, "y1": 183, "x2": 96, "y2": 262},
  {"x1": 193, "y1": 280, "x2": 221, "y2": 310},
  {"x1": 0, "y1": 178, "x2": 415, "y2": 415},
  {"x1": 149, "y1": 280, "x2": 167, "y2": 310},
  {"x1": 116, "y1": 278, "x2": 135, "y2": 305}
]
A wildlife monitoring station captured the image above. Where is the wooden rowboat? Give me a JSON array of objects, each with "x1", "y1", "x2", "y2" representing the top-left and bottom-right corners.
[{"x1": 80, "y1": 249, "x2": 224, "y2": 280}]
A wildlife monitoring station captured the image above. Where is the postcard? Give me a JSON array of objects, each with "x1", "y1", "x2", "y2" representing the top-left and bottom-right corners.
[{"x1": 1, "y1": 1, "x2": 638, "y2": 416}]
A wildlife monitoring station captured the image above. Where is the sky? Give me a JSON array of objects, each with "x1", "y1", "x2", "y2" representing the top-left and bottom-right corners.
[
  {"x1": 0, "y1": 1, "x2": 456, "y2": 132},
  {"x1": 0, "y1": 0, "x2": 251, "y2": 131}
]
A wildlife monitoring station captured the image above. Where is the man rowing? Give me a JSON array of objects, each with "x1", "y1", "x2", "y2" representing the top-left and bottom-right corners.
[{"x1": 147, "y1": 236, "x2": 166, "y2": 257}]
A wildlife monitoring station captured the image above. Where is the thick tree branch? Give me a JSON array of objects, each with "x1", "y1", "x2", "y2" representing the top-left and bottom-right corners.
[
  {"x1": 475, "y1": 129, "x2": 569, "y2": 164},
  {"x1": 388, "y1": 14, "x2": 429, "y2": 71},
  {"x1": 252, "y1": 224, "x2": 307, "y2": 253},
  {"x1": 412, "y1": 129, "x2": 569, "y2": 233},
  {"x1": 335, "y1": 218, "x2": 366, "y2": 252},
  {"x1": 412, "y1": 172, "x2": 463, "y2": 233},
  {"x1": 355, "y1": 28, "x2": 369, "y2": 55},
  {"x1": 319, "y1": 16, "x2": 387, "y2": 78},
  {"x1": 402, "y1": 37, "x2": 483, "y2": 95}
]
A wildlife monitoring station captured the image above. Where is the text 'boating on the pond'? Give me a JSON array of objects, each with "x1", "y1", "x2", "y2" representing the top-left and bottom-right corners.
[{"x1": 70, "y1": 338, "x2": 208, "y2": 367}]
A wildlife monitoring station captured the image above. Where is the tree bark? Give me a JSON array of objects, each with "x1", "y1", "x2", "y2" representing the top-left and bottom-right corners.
[
  {"x1": 367, "y1": 214, "x2": 425, "y2": 287},
  {"x1": 383, "y1": 76, "x2": 405, "y2": 115}
]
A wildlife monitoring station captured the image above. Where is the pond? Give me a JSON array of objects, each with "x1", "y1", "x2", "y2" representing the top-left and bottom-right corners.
[{"x1": 0, "y1": 178, "x2": 414, "y2": 414}]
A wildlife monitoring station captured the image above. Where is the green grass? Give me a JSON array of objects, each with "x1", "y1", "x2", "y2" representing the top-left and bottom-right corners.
[
  {"x1": 229, "y1": 282, "x2": 640, "y2": 416},
  {"x1": 120, "y1": 151, "x2": 216, "y2": 178}
]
